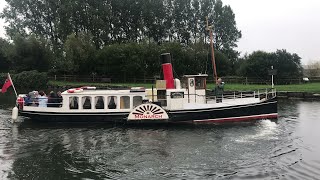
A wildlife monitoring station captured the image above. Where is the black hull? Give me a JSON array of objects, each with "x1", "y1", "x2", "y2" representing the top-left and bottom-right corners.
[{"x1": 20, "y1": 97, "x2": 277, "y2": 124}]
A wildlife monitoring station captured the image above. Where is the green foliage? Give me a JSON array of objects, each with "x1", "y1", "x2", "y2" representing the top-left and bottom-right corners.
[
  {"x1": 215, "y1": 51, "x2": 231, "y2": 76},
  {"x1": 1, "y1": 0, "x2": 242, "y2": 81},
  {"x1": 5, "y1": 35, "x2": 52, "y2": 73},
  {"x1": 94, "y1": 42, "x2": 232, "y2": 82},
  {"x1": 0, "y1": 0, "x2": 305, "y2": 85},
  {"x1": 48, "y1": 80, "x2": 320, "y2": 93},
  {"x1": 62, "y1": 32, "x2": 97, "y2": 74},
  {"x1": 238, "y1": 50, "x2": 303, "y2": 83},
  {"x1": 0, "y1": 38, "x2": 11, "y2": 72},
  {"x1": 0, "y1": 73, "x2": 8, "y2": 82},
  {"x1": 11, "y1": 70, "x2": 48, "y2": 89},
  {"x1": 1, "y1": 0, "x2": 241, "y2": 50}
]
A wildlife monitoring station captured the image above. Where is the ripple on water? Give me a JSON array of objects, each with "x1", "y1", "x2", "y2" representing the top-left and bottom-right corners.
[{"x1": 0, "y1": 100, "x2": 319, "y2": 179}]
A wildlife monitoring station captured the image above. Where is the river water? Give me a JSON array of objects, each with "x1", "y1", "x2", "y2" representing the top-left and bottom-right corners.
[{"x1": 0, "y1": 94, "x2": 320, "y2": 179}]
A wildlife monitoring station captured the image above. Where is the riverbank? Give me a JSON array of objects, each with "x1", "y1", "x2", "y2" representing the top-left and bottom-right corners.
[
  {"x1": 47, "y1": 80, "x2": 320, "y2": 99},
  {"x1": 49, "y1": 81, "x2": 320, "y2": 91}
]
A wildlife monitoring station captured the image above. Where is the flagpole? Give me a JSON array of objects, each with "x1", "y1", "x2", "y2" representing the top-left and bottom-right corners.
[{"x1": 8, "y1": 73, "x2": 18, "y2": 97}]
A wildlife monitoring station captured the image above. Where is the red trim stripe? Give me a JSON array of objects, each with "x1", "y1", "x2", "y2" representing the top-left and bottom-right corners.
[{"x1": 193, "y1": 113, "x2": 278, "y2": 123}]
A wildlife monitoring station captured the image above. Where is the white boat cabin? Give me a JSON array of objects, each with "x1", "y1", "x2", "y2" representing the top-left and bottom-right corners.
[{"x1": 18, "y1": 73, "x2": 276, "y2": 114}]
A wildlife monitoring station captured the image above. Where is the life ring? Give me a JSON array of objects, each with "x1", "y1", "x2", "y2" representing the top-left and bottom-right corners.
[
  {"x1": 67, "y1": 89, "x2": 75, "y2": 93},
  {"x1": 74, "y1": 88, "x2": 83, "y2": 93},
  {"x1": 17, "y1": 97, "x2": 24, "y2": 109},
  {"x1": 86, "y1": 86, "x2": 96, "y2": 90},
  {"x1": 81, "y1": 86, "x2": 96, "y2": 90}
]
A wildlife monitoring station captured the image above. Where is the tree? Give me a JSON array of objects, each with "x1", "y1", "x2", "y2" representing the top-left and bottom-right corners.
[
  {"x1": 2, "y1": 0, "x2": 242, "y2": 49},
  {"x1": 6, "y1": 35, "x2": 51, "y2": 73},
  {"x1": 215, "y1": 51, "x2": 231, "y2": 76},
  {"x1": 238, "y1": 51, "x2": 272, "y2": 81},
  {"x1": 1, "y1": 0, "x2": 243, "y2": 78},
  {"x1": 272, "y1": 49, "x2": 303, "y2": 82},
  {"x1": 212, "y1": 0, "x2": 241, "y2": 51},
  {"x1": 304, "y1": 61, "x2": 320, "y2": 77},
  {"x1": 238, "y1": 50, "x2": 303, "y2": 83},
  {"x1": 63, "y1": 32, "x2": 97, "y2": 74},
  {"x1": 0, "y1": 38, "x2": 11, "y2": 72}
]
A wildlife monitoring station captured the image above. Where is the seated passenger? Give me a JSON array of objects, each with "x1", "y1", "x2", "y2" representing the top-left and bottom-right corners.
[
  {"x1": 69, "y1": 97, "x2": 78, "y2": 109},
  {"x1": 47, "y1": 91, "x2": 57, "y2": 107},
  {"x1": 95, "y1": 97, "x2": 104, "y2": 109},
  {"x1": 108, "y1": 96, "x2": 116, "y2": 109},
  {"x1": 38, "y1": 91, "x2": 48, "y2": 107},
  {"x1": 83, "y1": 97, "x2": 91, "y2": 109},
  {"x1": 30, "y1": 91, "x2": 39, "y2": 106},
  {"x1": 24, "y1": 94, "x2": 32, "y2": 106},
  {"x1": 56, "y1": 91, "x2": 63, "y2": 107}
]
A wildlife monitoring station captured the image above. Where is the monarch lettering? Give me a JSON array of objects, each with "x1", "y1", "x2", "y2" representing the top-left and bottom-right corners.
[{"x1": 134, "y1": 114, "x2": 163, "y2": 119}]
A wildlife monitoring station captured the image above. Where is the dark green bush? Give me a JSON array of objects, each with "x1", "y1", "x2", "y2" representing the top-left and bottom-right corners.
[
  {"x1": 0, "y1": 73, "x2": 7, "y2": 81},
  {"x1": 10, "y1": 71, "x2": 48, "y2": 89}
]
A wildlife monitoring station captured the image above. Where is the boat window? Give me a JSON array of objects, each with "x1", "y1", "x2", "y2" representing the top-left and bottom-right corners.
[
  {"x1": 133, "y1": 96, "x2": 143, "y2": 108},
  {"x1": 157, "y1": 90, "x2": 167, "y2": 106},
  {"x1": 195, "y1": 77, "x2": 206, "y2": 89},
  {"x1": 82, "y1": 96, "x2": 92, "y2": 109},
  {"x1": 95, "y1": 96, "x2": 104, "y2": 109},
  {"x1": 120, "y1": 96, "x2": 130, "y2": 109},
  {"x1": 107, "y1": 96, "x2": 117, "y2": 109},
  {"x1": 181, "y1": 77, "x2": 188, "y2": 88},
  {"x1": 69, "y1": 96, "x2": 79, "y2": 109}
]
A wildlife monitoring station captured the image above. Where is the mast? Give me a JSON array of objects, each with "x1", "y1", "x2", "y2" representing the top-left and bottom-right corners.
[{"x1": 206, "y1": 17, "x2": 218, "y2": 84}]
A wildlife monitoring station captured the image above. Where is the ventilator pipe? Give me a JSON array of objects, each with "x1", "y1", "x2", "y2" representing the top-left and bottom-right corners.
[{"x1": 174, "y1": 78, "x2": 181, "y2": 89}]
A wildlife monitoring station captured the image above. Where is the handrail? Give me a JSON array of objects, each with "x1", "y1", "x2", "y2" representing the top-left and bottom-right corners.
[
  {"x1": 145, "y1": 88, "x2": 277, "y2": 102},
  {"x1": 206, "y1": 88, "x2": 276, "y2": 102}
]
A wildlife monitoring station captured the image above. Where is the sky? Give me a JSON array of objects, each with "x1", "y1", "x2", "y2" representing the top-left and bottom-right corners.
[
  {"x1": 0, "y1": 0, "x2": 320, "y2": 64},
  {"x1": 222, "y1": 0, "x2": 320, "y2": 64}
]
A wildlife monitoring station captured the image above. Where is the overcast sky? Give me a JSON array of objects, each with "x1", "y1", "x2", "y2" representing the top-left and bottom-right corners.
[
  {"x1": 0, "y1": 0, "x2": 320, "y2": 64},
  {"x1": 223, "y1": 0, "x2": 320, "y2": 64}
]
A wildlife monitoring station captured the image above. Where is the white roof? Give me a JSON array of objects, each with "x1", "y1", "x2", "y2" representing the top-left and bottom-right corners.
[
  {"x1": 183, "y1": 74, "x2": 208, "y2": 78},
  {"x1": 62, "y1": 89, "x2": 146, "y2": 96}
]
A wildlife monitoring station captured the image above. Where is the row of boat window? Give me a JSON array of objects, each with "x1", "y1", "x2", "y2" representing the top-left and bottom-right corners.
[{"x1": 69, "y1": 96, "x2": 143, "y2": 110}]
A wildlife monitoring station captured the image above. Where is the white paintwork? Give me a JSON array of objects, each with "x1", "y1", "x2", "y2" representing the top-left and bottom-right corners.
[
  {"x1": 183, "y1": 74, "x2": 208, "y2": 78},
  {"x1": 195, "y1": 89, "x2": 206, "y2": 104},
  {"x1": 187, "y1": 77, "x2": 196, "y2": 103},
  {"x1": 185, "y1": 97, "x2": 260, "y2": 110},
  {"x1": 174, "y1": 78, "x2": 181, "y2": 89},
  {"x1": 128, "y1": 103, "x2": 169, "y2": 120},
  {"x1": 19, "y1": 85, "x2": 274, "y2": 114},
  {"x1": 165, "y1": 89, "x2": 184, "y2": 110},
  {"x1": 12, "y1": 107, "x2": 18, "y2": 121}
]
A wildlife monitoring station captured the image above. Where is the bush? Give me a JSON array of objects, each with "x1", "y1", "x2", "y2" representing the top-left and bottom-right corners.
[
  {"x1": 10, "y1": 70, "x2": 48, "y2": 89},
  {"x1": 0, "y1": 73, "x2": 7, "y2": 81}
]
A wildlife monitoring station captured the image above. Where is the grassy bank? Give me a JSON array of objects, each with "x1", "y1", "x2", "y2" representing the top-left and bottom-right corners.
[
  {"x1": 48, "y1": 81, "x2": 320, "y2": 93},
  {"x1": 48, "y1": 80, "x2": 154, "y2": 88}
]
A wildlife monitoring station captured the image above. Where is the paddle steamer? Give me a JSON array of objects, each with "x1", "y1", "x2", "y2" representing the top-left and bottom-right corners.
[{"x1": 16, "y1": 53, "x2": 277, "y2": 123}]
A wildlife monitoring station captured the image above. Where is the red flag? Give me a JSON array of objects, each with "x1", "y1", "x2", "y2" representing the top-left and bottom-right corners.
[{"x1": 1, "y1": 76, "x2": 12, "y2": 93}]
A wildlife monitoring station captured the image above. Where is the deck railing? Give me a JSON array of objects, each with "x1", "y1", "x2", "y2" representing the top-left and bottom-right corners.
[{"x1": 206, "y1": 88, "x2": 276, "y2": 102}]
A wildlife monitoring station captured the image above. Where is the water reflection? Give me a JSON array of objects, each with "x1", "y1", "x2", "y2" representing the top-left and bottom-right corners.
[{"x1": 0, "y1": 99, "x2": 319, "y2": 179}]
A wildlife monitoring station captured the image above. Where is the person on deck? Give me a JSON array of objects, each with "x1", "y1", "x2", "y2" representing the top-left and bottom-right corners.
[
  {"x1": 56, "y1": 91, "x2": 63, "y2": 107},
  {"x1": 30, "y1": 91, "x2": 39, "y2": 106},
  {"x1": 38, "y1": 91, "x2": 48, "y2": 107},
  {"x1": 47, "y1": 91, "x2": 57, "y2": 107},
  {"x1": 214, "y1": 78, "x2": 224, "y2": 103},
  {"x1": 24, "y1": 94, "x2": 32, "y2": 106}
]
